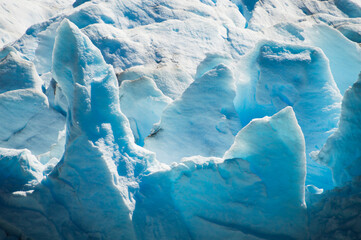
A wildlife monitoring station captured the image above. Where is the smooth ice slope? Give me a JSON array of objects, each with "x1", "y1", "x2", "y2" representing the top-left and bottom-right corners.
[
  {"x1": 119, "y1": 77, "x2": 172, "y2": 146},
  {"x1": 317, "y1": 73, "x2": 361, "y2": 186},
  {"x1": 145, "y1": 55, "x2": 241, "y2": 164},
  {"x1": 135, "y1": 107, "x2": 307, "y2": 239},
  {"x1": 235, "y1": 41, "x2": 341, "y2": 188}
]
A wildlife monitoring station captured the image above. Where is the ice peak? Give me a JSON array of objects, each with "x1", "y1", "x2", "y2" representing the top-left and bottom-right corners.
[
  {"x1": 224, "y1": 106, "x2": 306, "y2": 204},
  {"x1": 0, "y1": 48, "x2": 43, "y2": 94}
]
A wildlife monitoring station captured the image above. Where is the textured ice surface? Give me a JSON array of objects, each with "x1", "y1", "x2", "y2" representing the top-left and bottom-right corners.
[
  {"x1": 11, "y1": 0, "x2": 248, "y2": 98},
  {"x1": 235, "y1": 41, "x2": 341, "y2": 189},
  {"x1": 308, "y1": 177, "x2": 361, "y2": 240},
  {"x1": 119, "y1": 76, "x2": 172, "y2": 146},
  {"x1": 0, "y1": 19, "x2": 156, "y2": 240},
  {"x1": 145, "y1": 55, "x2": 241, "y2": 164},
  {"x1": 317, "y1": 74, "x2": 361, "y2": 186},
  {"x1": 0, "y1": 48, "x2": 65, "y2": 161},
  {"x1": 135, "y1": 107, "x2": 306, "y2": 240},
  {"x1": 0, "y1": 0, "x2": 73, "y2": 48},
  {"x1": 0, "y1": 0, "x2": 361, "y2": 239},
  {"x1": 0, "y1": 48, "x2": 42, "y2": 93},
  {"x1": 0, "y1": 148, "x2": 43, "y2": 192}
]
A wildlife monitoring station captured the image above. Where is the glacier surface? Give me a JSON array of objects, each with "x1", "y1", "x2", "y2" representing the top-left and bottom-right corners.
[{"x1": 0, "y1": 0, "x2": 361, "y2": 239}]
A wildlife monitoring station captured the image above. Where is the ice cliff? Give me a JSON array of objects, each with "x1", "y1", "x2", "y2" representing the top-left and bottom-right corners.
[{"x1": 0, "y1": 0, "x2": 361, "y2": 239}]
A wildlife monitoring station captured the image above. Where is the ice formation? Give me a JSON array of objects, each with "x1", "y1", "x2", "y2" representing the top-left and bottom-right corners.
[
  {"x1": 317, "y1": 73, "x2": 361, "y2": 186},
  {"x1": 0, "y1": 0, "x2": 361, "y2": 239},
  {"x1": 134, "y1": 107, "x2": 306, "y2": 240},
  {"x1": 0, "y1": 47, "x2": 65, "y2": 161},
  {"x1": 145, "y1": 55, "x2": 241, "y2": 164},
  {"x1": 235, "y1": 41, "x2": 341, "y2": 189},
  {"x1": 119, "y1": 76, "x2": 172, "y2": 146}
]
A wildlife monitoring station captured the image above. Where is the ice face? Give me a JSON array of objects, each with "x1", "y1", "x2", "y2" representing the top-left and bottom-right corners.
[
  {"x1": 38, "y1": 19, "x2": 157, "y2": 239},
  {"x1": 135, "y1": 107, "x2": 307, "y2": 239},
  {"x1": 144, "y1": 55, "x2": 241, "y2": 164},
  {"x1": 1, "y1": 0, "x2": 361, "y2": 239},
  {"x1": 224, "y1": 107, "x2": 306, "y2": 201},
  {"x1": 235, "y1": 41, "x2": 341, "y2": 189},
  {"x1": 119, "y1": 76, "x2": 172, "y2": 146},
  {"x1": 317, "y1": 74, "x2": 361, "y2": 186},
  {"x1": 303, "y1": 25, "x2": 361, "y2": 95},
  {"x1": 308, "y1": 177, "x2": 361, "y2": 239},
  {"x1": 0, "y1": 48, "x2": 65, "y2": 160},
  {"x1": 0, "y1": 148, "x2": 43, "y2": 192},
  {"x1": 0, "y1": 50, "x2": 42, "y2": 93}
]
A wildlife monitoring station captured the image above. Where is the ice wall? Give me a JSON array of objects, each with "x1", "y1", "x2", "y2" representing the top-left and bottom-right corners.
[
  {"x1": 317, "y1": 73, "x2": 361, "y2": 186},
  {"x1": 235, "y1": 41, "x2": 342, "y2": 189},
  {"x1": 135, "y1": 107, "x2": 307, "y2": 239}
]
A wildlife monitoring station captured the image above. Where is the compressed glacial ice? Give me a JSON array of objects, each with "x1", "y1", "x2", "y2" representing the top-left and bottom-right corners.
[
  {"x1": 303, "y1": 24, "x2": 361, "y2": 95},
  {"x1": 0, "y1": 19, "x2": 156, "y2": 240},
  {"x1": 235, "y1": 41, "x2": 341, "y2": 189},
  {"x1": 0, "y1": 148, "x2": 43, "y2": 192},
  {"x1": 0, "y1": 0, "x2": 361, "y2": 239},
  {"x1": 0, "y1": 48, "x2": 65, "y2": 160},
  {"x1": 119, "y1": 76, "x2": 172, "y2": 146},
  {"x1": 0, "y1": 49, "x2": 42, "y2": 93},
  {"x1": 145, "y1": 55, "x2": 241, "y2": 164},
  {"x1": 308, "y1": 177, "x2": 361, "y2": 240},
  {"x1": 317, "y1": 74, "x2": 361, "y2": 186},
  {"x1": 135, "y1": 107, "x2": 307, "y2": 240},
  {"x1": 0, "y1": 0, "x2": 73, "y2": 48}
]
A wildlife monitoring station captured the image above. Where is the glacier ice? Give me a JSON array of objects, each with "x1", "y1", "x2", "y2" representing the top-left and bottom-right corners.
[
  {"x1": 0, "y1": 0, "x2": 73, "y2": 48},
  {"x1": 52, "y1": 19, "x2": 156, "y2": 178},
  {"x1": 235, "y1": 41, "x2": 341, "y2": 189},
  {"x1": 135, "y1": 107, "x2": 306, "y2": 240},
  {"x1": 317, "y1": 73, "x2": 361, "y2": 186},
  {"x1": 0, "y1": 48, "x2": 65, "y2": 161},
  {"x1": 306, "y1": 71, "x2": 361, "y2": 240},
  {"x1": 0, "y1": 148, "x2": 43, "y2": 192},
  {"x1": 303, "y1": 24, "x2": 361, "y2": 94},
  {"x1": 0, "y1": 48, "x2": 42, "y2": 93},
  {"x1": 0, "y1": 0, "x2": 361, "y2": 239},
  {"x1": 308, "y1": 177, "x2": 361, "y2": 240},
  {"x1": 145, "y1": 55, "x2": 241, "y2": 164},
  {"x1": 0, "y1": 19, "x2": 156, "y2": 240},
  {"x1": 119, "y1": 76, "x2": 172, "y2": 146}
]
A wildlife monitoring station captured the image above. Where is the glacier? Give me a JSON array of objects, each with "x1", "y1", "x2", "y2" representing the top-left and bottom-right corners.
[
  {"x1": 0, "y1": 0, "x2": 361, "y2": 239},
  {"x1": 145, "y1": 54, "x2": 241, "y2": 164}
]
